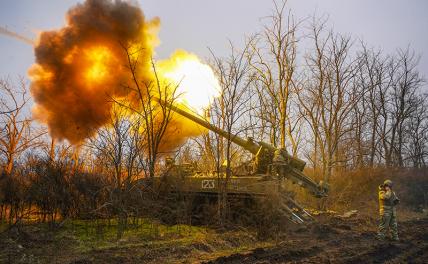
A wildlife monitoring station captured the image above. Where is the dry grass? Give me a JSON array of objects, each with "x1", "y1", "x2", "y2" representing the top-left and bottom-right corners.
[{"x1": 293, "y1": 167, "x2": 428, "y2": 216}]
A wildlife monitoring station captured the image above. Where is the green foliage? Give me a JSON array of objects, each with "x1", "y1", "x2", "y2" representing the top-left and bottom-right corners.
[
  {"x1": 54, "y1": 218, "x2": 207, "y2": 251},
  {"x1": 0, "y1": 217, "x2": 266, "y2": 263}
]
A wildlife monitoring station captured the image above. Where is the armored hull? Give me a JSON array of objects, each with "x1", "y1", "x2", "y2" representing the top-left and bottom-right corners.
[
  {"x1": 152, "y1": 98, "x2": 328, "y2": 224},
  {"x1": 158, "y1": 173, "x2": 282, "y2": 196}
]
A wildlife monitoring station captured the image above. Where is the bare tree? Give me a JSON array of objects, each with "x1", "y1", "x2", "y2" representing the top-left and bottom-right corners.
[
  {"x1": 88, "y1": 104, "x2": 146, "y2": 238},
  {"x1": 209, "y1": 42, "x2": 253, "y2": 225},
  {"x1": 0, "y1": 78, "x2": 45, "y2": 175},
  {"x1": 248, "y1": 0, "x2": 302, "y2": 154},
  {"x1": 344, "y1": 43, "x2": 392, "y2": 169},
  {"x1": 297, "y1": 20, "x2": 359, "y2": 182},
  {"x1": 404, "y1": 94, "x2": 428, "y2": 167},
  {"x1": 390, "y1": 49, "x2": 424, "y2": 166},
  {"x1": 89, "y1": 106, "x2": 135, "y2": 192},
  {"x1": 89, "y1": 45, "x2": 181, "y2": 237},
  {"x1": 120, "y1": 46, "x2": 179, "y2": 181}
]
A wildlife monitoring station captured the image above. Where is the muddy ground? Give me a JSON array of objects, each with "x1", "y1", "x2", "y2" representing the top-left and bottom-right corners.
[
  {"x1": 206, "y1": 215, "x2": 428, "y2": 264},
  {"x1": 1, "y1": 212, "x2": 427, "y2": 263}
]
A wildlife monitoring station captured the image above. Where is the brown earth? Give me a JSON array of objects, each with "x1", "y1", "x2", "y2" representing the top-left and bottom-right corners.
[
  {"x1": 1, "y1": 169, "x2": 426, "y2": 263},
  {"x1": 205, "y1": 214, "x2": 428, "y2": 264},
  {"x1": 1, "y1": 212, "x2": 427, "y2": 263}
]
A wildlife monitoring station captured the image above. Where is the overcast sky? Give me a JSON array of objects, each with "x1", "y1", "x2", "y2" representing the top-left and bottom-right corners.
[{"x1": 1, "y1": 0, "x2": 427, "y2": 83}]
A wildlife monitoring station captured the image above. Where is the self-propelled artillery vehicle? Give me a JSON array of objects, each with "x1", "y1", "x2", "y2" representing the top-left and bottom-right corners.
[{"x1": 155, "y1": 99, "x2": 329, "y2": 224}]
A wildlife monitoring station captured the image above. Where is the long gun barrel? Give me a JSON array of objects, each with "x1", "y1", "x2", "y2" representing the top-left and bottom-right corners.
[
  {"x1": 156, "y1": 98, "x2": 328, "y2": 197},
  {"x1": 158, "y1": 99, "x2": 306, "y2": 170},
  {"x1": 162, "y1": 100, "x2": 260, "y2": 154}
]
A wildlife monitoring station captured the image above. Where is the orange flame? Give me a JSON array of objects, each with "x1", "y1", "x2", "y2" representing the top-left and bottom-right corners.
[
  {"x1": 28, "y1": 0, "x2": 219, "y2": 150},
  {"x1": 157, "y1": 50, "x2": 220, "y2": 114},
  {"x1": 84, "y1": 47, "x2": 113, "y2": 83}
]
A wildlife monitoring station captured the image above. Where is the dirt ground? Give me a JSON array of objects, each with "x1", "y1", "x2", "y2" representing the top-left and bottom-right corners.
[
  {"x1": 2, "y1": 168, "x2": 426, "y2": 263},
  {"x1": 1, "y1": 212, "x2": 427, "y2": 264},
  {"x1": 206, "y1": 214, "x2": 428, "y2": 264}
]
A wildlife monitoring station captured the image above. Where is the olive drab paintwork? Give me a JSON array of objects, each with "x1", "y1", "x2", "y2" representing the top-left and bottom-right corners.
[
  {"x1": 378, "y1": 183, "x2": 399, "y2": 240},
  {"x1": 153, "y1": 98, "x2": 330, "y2": 224}
]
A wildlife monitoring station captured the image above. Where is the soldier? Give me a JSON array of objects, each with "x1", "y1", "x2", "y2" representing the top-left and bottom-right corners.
[{"x1": 377, "y1": 179, "x2": 400, "y2": 241}]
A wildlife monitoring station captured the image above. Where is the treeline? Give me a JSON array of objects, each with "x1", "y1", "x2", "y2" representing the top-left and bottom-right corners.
[
  {"x1": 0, "y1": 1, "x2": 427, "y2": 231},
  {"x1": 198, "y1": 4, "x2": 427, "y2": 184}
]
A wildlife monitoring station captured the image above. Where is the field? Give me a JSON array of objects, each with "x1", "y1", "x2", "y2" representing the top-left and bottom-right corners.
[
  {"x1": 208, "y1": 213, "x2": 428, "y2": 264},
  {"x1": 1, "y1": 210, "x2": 427, "y2": 263},
  {"x1": 1, "y1": 168, "x2": 428, "y2": 263}
]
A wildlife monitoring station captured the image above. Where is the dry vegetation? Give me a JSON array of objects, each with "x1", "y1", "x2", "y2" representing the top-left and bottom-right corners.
[{"x1": 0, "y1": 0, "x2": 427, "y2": 263}]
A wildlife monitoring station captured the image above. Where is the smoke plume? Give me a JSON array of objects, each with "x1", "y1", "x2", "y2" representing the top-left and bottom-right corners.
[
  {"x1": 0, "y1": 26, "x2": 34, "y2": 45},
  {"x1": 29, "y1": 0, "x2": 159, "y2": 144}
]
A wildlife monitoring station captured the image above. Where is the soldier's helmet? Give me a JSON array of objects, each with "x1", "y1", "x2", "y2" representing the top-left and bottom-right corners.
[{"x1": 383, "y1": 179, "x2": 393, "y2": 187}]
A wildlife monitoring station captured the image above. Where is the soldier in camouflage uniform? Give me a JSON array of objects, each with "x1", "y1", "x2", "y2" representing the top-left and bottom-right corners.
[{"x1": 378, "y1": 179, "x2": 400, "y2": 241}]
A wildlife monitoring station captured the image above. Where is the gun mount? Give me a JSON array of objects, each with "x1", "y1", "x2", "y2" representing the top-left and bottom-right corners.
[
  {"x1": 160, "y1": 99, "x2": 328, "y2": 198},
  {"x1": 154, "y1": 98, "x2": 329, "y2": 224}
]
